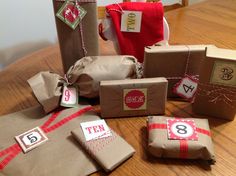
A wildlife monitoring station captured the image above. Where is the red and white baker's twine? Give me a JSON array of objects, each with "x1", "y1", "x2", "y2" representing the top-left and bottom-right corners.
[
  {"x1": 0, "y1": 106, "x2": 93, "y2": 170},
  {"x1": 106, "y1": 3, "x2": 124, "y2": 15}
]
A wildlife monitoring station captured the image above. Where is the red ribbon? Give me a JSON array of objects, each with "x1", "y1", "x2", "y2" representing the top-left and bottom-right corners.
[
  {"x1": 148, "y1": 123, "x2": 211, "y2": 159},
  {"x1": 0, "y1": 106, "x2": 93, "y2": 170}
]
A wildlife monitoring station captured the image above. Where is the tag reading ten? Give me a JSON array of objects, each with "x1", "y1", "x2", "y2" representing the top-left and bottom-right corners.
[{"x1": 121, "y1": 11, "x2": 142, "y2": 33}]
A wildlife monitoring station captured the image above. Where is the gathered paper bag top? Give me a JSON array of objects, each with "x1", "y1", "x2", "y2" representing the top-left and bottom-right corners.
[
  {"x1": 28, "y1": 55, "x2": 141, "y2": 113},
  {"x1": 0, "y1": 105, "x2": 100, "y2": 176}
]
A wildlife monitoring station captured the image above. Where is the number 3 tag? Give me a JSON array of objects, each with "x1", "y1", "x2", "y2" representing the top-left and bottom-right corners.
[
  {"x1": 15, "y1": 127, "x2": 48, "y2": 153},
  {"x1": 167, "y1": 119, "x2": 198, "y2": 141},
  {"x1": 173, "y1": 75, "x2": 198, "y2": 101}
]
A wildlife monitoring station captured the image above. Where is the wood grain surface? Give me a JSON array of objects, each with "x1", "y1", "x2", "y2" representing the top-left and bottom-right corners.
[{"x1": 0, "y1": 0, "x2": 236, "y2": 175}]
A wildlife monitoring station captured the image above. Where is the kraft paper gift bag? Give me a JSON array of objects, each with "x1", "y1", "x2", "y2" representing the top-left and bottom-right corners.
[
  {"x1": 193, "y1": 47, "x2": 236, "y2": 120},
  {"x1": 72, "y1": 122, "x2": 135, "y2": 172},
  {"x1": 147, "y1": 116, "x2": 215, "y2": 163},
  {"x1": 100, "y1": 77, "x2": 168, "y2": 118},
  {"x1": 52, "y1": 0, "x2": 99, "y2": 72},
  {"x1": 0, "y1": 105, "x2": 100, "y2": 176},
  {"x1": 28, "y1": 55, "x2": 141, "y2": 113},
  {"x1": 143, "y1": 45, "x2": 215, "y2": 97}
]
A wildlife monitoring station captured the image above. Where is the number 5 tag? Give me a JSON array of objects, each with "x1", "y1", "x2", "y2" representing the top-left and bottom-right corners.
[{"x1": 173, "y1": 75, "x2": 198, "y2": 101}]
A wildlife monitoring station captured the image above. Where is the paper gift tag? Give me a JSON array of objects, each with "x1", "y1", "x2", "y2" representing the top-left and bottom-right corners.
[
  {"x1": 60, "y1": 85, "x2": 78, "y2": 107},
  {"x1": 80, "y1": 120, "x2": 112, "y2": 141},
  {"x1": 167, "y1": 119, "x2": 198, "y2": 141},
  {"x1": 121, "y1": 11, "x2": 142, "y2": 33},
  {"x1": 56, "y1": 1, "x2": 87, "y2": 30},
  {"x1": 15, "y1": 127, "x2": 48, "y2": 153},
  {"x1": 173, "y1": 75, "x2": 198, "y2": 101}
]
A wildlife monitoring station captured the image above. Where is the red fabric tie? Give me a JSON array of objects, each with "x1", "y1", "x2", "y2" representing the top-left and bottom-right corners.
[{"x1": 106, "y1": 2, "x2": 164, "y2": 63}]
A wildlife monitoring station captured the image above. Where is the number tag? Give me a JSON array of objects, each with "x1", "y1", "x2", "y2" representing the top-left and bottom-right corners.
[
  {"x1": 173, "y1": 75, "x2": 198, "y2": 101},
  {"x1": 121, "y1": 11, "x2": 142, "y2": 33},
  {"x1": 60, "y1": 85, "x2": 78, "y2": 107},
  {"x1": 167, "y1": 119, "x2": 198, "y2": 141},
  {"x1": 15, "y1": 127, "x2": 48, "y2": 153}
]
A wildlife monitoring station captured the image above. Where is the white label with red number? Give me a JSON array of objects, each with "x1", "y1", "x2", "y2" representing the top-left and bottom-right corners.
[
  {"x1": 121, "y1": 11, "x2": 142, "y2": 33},
  {"x1": 167, "y1": 119, "x2": 198, "y2": 140},
  {"x1": 61, "y1": 85, "x2": 78, "y2": 107},
  {"x1": 80, "y1": 120, "x2": 112, "y2": 141},
  {"x1": 15, "y1": 127, "x2": 48, "y2": 153},
  {"x1": 173, "y1": 76, "x2": 198, "y2": 100}
]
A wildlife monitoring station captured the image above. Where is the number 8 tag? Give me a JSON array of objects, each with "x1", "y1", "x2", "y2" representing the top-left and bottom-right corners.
[{"x1": 167, "y1": 119, "x2": 198, "y2": 141}]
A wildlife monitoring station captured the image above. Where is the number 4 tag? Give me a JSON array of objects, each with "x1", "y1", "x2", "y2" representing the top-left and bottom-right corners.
[{"x1": 173, "y1": 75, "x2": 198, "y2": 101}]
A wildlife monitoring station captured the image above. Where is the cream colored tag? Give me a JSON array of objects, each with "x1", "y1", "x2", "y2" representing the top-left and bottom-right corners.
[{"x1": 121, "y1": 11, "x2": 142, "y2": 33}]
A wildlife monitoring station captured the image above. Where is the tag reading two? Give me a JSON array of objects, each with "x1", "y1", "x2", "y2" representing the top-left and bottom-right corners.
[
  {"x1": 80, "y1": 120, "x2": 112, "y2": 141},
  {"x1": 60, "y1": 85, "x2": 78, "y2": 108},
  {"x1": 121, "y1": 11, "x2": 142, "y2": 33}
]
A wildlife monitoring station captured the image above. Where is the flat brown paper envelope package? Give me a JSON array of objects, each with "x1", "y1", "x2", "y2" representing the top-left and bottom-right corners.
[
  {"x1": 72, "y1": 126, "x2": 135, "y2": 172},
  {"x1": 193, "y1": 47, "x2": 236, "y2": 120},
  {"x1": 147, "y1": 116, "x2": 215, "y2": 163},
  {"x1": 100, "y1": 78, "x2": 168, "y2": 118},
  {"x1": 143, "y1": 45, "x2": 215, "y2": 97},
  {"x1": 0, "y1": 106, "x2": 100, "y2": 176}
]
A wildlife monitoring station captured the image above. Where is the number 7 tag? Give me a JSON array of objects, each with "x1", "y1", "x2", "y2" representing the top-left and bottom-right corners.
[{"x1": 173, "y1": 75, "x2": 198, "y2": 101}]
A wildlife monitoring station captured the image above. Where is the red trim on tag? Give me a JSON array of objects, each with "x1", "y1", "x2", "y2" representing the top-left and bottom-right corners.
[
  {"x1": 179, "y1": 140, "x2": 188, "y2": 159},
  {"x1": 0, "y1": 106, "x2": 93, "y2": 170}
]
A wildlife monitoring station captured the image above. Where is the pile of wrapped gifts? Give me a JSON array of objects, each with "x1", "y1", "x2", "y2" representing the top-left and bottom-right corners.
[{"x1": 1, "y1": 1, "x2": 235, "y2": 176}]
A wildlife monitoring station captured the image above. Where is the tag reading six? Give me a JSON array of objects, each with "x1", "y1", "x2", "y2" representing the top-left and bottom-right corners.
[
  {"x1": 167, "y1": 119, "x2": 198, "y2": 141},
  {"x1": 15, "y1": 127, "x2": 48, "y2": 153},
  {"x1": 121, "y1": 11, "x2": 142, "y2": 33},
  {"x1": 60, "y1": 85, "x2": 78, "y2": 107}
]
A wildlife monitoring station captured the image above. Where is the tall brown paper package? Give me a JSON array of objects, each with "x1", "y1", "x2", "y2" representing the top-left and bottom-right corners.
[
  {"x1": 143, "y1": 45, "x2": 215, "y2": 97},
  {"x1": 147, "y1": 116, "x2": 215, "y2": 163},
  {"x1": 193, "y1": 47, "x2": 236, "y2": 120},
  {"x1": 52, "y1": 0, "x2": 99, "y2": 72},
  {"x1": 72, "y1": 126, "x2": 135, "y2": 172},
  {"x1": 100, "y1": 78, "x2": 168, "y2": 118},
  {"x1": 0, "y1": 106, "x2": 100, "y2": 176}
]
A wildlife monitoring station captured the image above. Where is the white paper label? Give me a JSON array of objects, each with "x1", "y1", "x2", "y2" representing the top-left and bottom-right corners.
[
  {"x1": 60, "y1": 85, "x2": 78, "y2": 107},
  {"x1": 121, "y1": 11, "x2": 142, "y2": 33},
  {"x1": 174, "y1": 76, "x2": 198, "y2": 100},
  {"x1": 15, "y1": 127, "x2": 48, "y2": 153},
  {"x1": 80, "y1": 120, "x2": 112, "y2": 141}
]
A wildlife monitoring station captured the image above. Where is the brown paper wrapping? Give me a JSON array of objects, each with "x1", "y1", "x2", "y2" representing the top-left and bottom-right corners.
[
  {"x1": 100, "y1": 78, "x2": 168, "y2": 118},
  {"x1": 52, "y1": 0, "x2": 99, "y2": 72},
  {"x1": 147, "y1": 116, "x2": 215, "y2": 163},
  {"x1": 193, "y1": 47, "x2": 236, "y2": 120},
  {"x1": 0, "y1": 105, "x2": 100, "y2": 176},
  {"x1": 143, "y1": 45, "x2": 215, "y2": 97},
  {"x1": 72, "y1": 126, "x2": 135, "y2": 172},
  {"x1": 28, "y1": 55, "x2": 140, "y2": 113}
]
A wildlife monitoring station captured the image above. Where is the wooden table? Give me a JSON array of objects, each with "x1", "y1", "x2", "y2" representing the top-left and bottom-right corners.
[{"x1": 0, "y1": 0, "x2": 236, "y2": 175}]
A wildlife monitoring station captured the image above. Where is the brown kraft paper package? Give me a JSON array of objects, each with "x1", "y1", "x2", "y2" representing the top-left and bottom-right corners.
[
  {"x1": 72, "y1": 125, "x2": 135, "y2": 172},
  {"x1": 143, "y1": 45, "x2": 215, "y2": 97},
  {"x1": 0, "y1": 105, "x2": 100, "y2": 176},
  {"x1": 147, "y1": 116, "x2": 215, "y2": 163},
  {"x1": 28, "y1": 55, "x2": 141, "y2": 113},
  {"x1": 52, "y1": 0, "x2": 99, "y2": 72},
  {"x1": 193, "y1": 47, "x2": 236, "y2": 120},
  {"x1": 100, "y1": 78, "x2": 168, "y2": 118}
]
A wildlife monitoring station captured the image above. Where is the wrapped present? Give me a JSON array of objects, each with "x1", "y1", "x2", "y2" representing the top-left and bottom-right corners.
[
  {"x1": 147, "y1": 116, "x2": 215, "y2": 163},
  {"x1": 0, "y1": 105, "x2": 100, "y2": 176},
  {"x1": 106, "y1": 2, "x2": 164, "y2": 62},
  {"x1": 143, "y1": 45, "x2": 215, "y2": 98},
  {"x1": 52, "y1": 0, "x2": 99, "y2": 72},
  {"x1": 193, "y1": 47, "x2": 236, "y2": 120},
  {"x1": 100, "y1": 78, "x2": 168, "y2": 118},
  {"x1": 28, "y1": 55, "x2": 141, "y2": 113},
  {"x1": 71, "y1": 120, "x2": 135, "y2": 172}
]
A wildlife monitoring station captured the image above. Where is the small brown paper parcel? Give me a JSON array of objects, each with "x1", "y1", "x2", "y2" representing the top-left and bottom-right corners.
[
  {"x1": 100, "y1": 77, "x2": 168, "y2": 118},
  {"x1": 28, "y1": 55, "x2": 141, "y2": 113},
  {"x1": 52, "y1": 0, "x2": 99, "y2": 72},
  {"x1": 0, "y1": 105, "x2": 101, "y2": 176},
  {"x1": 193, "y1": 47, "x2": 236, "y2": 120},
  {"x1": 72, "y1": 123, "x2": 135, "y2": 172},
  {"x1": 147, "y1": 116, "x2": 215, "y2": 163},
  {"x1": 143, "y1": 45, "x2": 215, "y2": 98}
]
